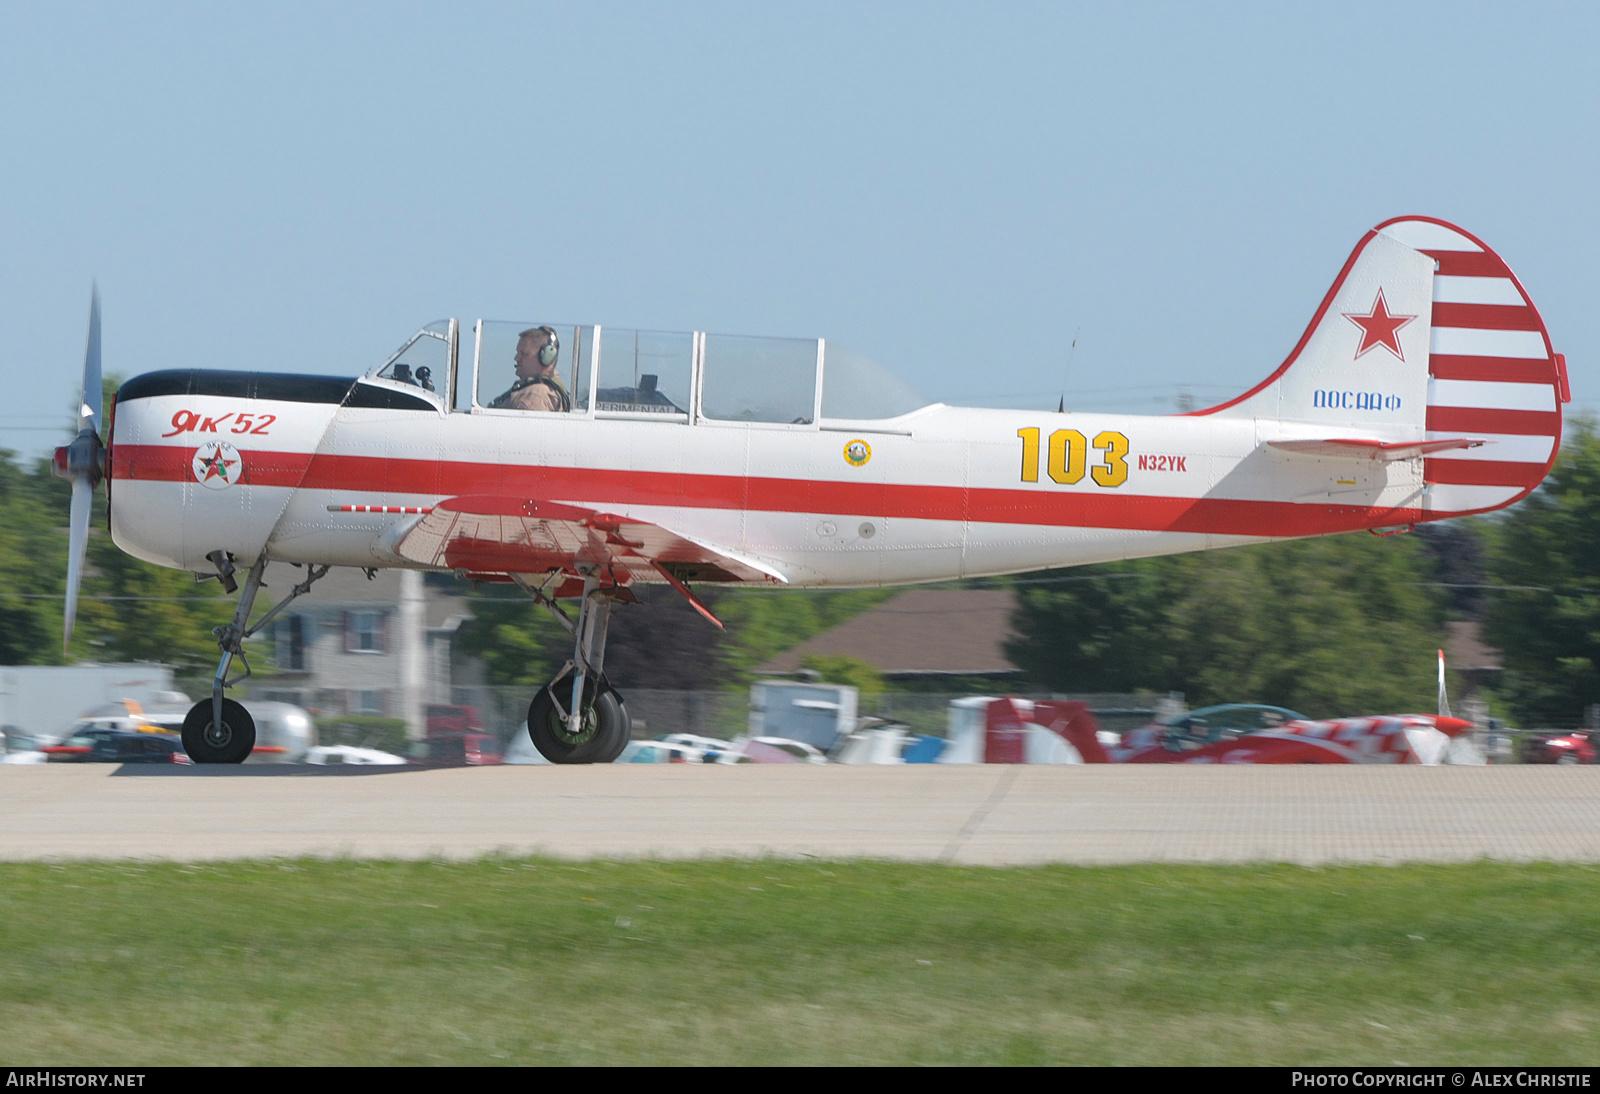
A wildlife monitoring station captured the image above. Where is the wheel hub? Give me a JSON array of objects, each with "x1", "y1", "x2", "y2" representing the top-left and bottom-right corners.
[{"x1": 549, "y1": 703, "x2": 598, "y2": 747}]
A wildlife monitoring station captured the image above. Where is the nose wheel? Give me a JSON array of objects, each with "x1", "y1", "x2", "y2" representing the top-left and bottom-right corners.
[
  {"x1": 187, "y1": 553, "x2": 330, "y2": 764},
  {"x1": 181, "y1": 697, "x2": 257, "y2": 764}
]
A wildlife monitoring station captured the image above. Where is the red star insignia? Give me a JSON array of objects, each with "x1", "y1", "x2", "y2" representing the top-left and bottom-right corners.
[
  {"x1": 200, "y1": 450, "x2": 232, "y2": 483},
  {"x1": 1342, "y1": 289, "x2": 1416, "y2": 361}
]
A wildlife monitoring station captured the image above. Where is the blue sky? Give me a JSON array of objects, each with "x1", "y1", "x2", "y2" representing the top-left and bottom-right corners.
[{"x1": 2, "y1": 2, "x2": 1596, "y2": 456}]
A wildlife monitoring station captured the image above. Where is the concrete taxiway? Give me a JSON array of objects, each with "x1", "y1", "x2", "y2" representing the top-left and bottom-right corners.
[{"x1": 4, "y1": 764, "x2": 1599, "y2": 865}]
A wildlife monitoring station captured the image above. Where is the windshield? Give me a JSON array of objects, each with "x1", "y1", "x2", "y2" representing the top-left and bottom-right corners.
[
  {"x1": 821, "y1": 344, "x2": 931, "y2": 420},
  {"x1": 374, "y1": 320, "x2": 450, "y2": 394}
]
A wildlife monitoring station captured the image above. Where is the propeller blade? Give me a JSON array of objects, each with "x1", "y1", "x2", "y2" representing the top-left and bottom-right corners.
[
  {"x1": 80, "y1": 286, "x2": 102, "y2": 436},
  {"x1": 63, "y1": 475, "x2": 93, "y2": 652}
]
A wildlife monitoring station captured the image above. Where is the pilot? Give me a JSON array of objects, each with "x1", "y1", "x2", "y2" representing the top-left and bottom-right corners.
[{"x1": 490, "y1": 326, "x2": 571, "y2": 412}]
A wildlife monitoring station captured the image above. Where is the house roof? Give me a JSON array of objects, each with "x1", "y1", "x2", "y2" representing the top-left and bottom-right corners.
[{"x1": 756, "y1": 589, "x2": 1020, "y2": 676}]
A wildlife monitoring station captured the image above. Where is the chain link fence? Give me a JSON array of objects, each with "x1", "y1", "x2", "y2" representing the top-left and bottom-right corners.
[{"x1": 172, "y1": 676, "x2": 1596, "y2": 763}]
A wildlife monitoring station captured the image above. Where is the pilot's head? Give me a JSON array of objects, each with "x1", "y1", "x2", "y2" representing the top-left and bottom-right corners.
[{"x1": 515, "y1": 326, "x2": 559, "y2": 381}]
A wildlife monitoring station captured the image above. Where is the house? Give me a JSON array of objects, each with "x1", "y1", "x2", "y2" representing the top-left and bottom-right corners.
[{"x1": 247, "y1": 568, "x2": 473, "y2": 728}]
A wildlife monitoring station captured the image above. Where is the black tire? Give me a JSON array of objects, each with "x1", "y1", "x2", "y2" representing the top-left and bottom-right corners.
[
  {"x1": 1557, "y1": 751, "x2": 1581, "y2": 766},
  {"x1": 527, "y1": 677, "x2": 629, "y2": 764},
  {"x1": 182, "y1": 698, "x2": 256, "y2": 764},
  {"x1": 594, "y1": 690, "x2": 632, "y2": 763}
]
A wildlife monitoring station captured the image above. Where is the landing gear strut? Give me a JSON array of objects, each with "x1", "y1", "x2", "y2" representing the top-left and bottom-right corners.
[
  {"x1": 517, "y1": 570, "x2": 632, "y2": 764},
  {"x1": 182, "y1": 554, "x2": 329, "y2": 764}
]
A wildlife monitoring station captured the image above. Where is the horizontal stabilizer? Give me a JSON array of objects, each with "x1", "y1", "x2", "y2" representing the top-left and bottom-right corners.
[{"x1": 1267, "y1": 436, "x2": 1486, "y2": 461}]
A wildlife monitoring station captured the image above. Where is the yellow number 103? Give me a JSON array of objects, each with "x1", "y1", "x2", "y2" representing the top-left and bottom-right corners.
[{"x1": 1017, "y1": 427, "x2": 1128, "y2": 488}]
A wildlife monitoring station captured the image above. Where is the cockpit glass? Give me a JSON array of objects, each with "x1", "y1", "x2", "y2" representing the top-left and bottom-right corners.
[
  {"x1": 375, "y1": 320, "x2": 450, "y2": 395},
  {"x1": 475, "y1": 320, "x2": 593, "y2": 413},
  {"x1": 595, "y1": 329, "x2": 692, "y2": 417},
  {"x1": 820, "y1": 344, "x2": 931, "y2": 420},
  {"x1": 700, "y1": 334, "x2": 819, "y2": 424}
]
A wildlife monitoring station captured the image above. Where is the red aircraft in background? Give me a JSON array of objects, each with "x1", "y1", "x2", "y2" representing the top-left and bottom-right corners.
[{"x1": 980, "y1": 699, "x2": 1472, "y2": 765}]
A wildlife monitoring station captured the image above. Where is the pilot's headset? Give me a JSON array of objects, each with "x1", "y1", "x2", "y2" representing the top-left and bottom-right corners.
[{"x1": 536, "y1": 326, "x2": 559, "y2": 367}]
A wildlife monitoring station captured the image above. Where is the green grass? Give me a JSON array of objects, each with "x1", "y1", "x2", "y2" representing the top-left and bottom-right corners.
[{"x1": 2, "y1": 859, "x2": 1597, "y2": 1065}]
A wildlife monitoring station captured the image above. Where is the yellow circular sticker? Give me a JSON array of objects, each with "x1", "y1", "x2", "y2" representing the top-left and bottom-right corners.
[{"x1": 843, "y1": 439, "x2": 872, "y2": 467}]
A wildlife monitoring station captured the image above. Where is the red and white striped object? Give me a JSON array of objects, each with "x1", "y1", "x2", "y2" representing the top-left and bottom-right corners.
[
  {"x1": 1376, "y1": 217, "x2": 1565, "y2": 516},
  {"x1": 1274, "y1": 714, "x2": 1443, "y2": 764}
]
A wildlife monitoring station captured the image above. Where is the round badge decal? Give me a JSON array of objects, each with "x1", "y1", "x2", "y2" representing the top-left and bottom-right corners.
[
  {"x1": 192, "y1": 440, "x2": 243, "y2": 490},
  {"x1": 843, "y1": 439, "x2": 871, "y2": 467}
]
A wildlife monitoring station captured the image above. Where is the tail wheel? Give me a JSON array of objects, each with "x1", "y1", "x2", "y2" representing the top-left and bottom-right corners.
[
  {"x1": 527, "y1": 677, "x2": 630, "y2": 764},
  {"x1": 181, "y1": 698, "x2": 256, "y2": 764}
]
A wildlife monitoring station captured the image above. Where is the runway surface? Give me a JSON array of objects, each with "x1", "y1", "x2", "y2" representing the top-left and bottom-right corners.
[{"x1": 5, "y1": 764, "x2": 1600, "y2": 865}]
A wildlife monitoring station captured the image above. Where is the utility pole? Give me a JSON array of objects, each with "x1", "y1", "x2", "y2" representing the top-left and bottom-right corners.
[{"x1": 399, "y1": 568, "x2": 426, "y2": 742}]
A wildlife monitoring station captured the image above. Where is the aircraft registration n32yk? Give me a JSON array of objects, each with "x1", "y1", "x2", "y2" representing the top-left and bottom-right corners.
[{"x1": 51, "y1": 216, "x2": 1567, "y2": 764}]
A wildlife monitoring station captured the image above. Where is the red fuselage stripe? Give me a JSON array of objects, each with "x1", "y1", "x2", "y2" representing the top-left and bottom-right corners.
[{"x1": 112, "y1": 444, "x2": 1430, "y2": 536}]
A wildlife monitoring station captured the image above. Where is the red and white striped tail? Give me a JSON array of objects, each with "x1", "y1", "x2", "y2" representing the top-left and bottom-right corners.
[{"x1": 1376, "y1": 217, "x2": 1566, "y2": 516}]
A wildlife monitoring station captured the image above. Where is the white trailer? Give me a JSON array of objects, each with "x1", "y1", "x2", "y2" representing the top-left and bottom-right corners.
[
  {"x1": 0, "y1": 664, "x2": 179, "y2": 749},
  {"x1": 748, "y1": 682, "x2": 858, "y2": 753}
]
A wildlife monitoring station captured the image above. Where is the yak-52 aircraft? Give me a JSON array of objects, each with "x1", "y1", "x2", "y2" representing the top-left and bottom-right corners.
[{"x1": 52, "y1": 216, "x2": 1565, "y2": 763}]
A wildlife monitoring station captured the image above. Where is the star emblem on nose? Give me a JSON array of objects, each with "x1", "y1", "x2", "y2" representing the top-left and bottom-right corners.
[
  {"x1": 1343, "y1": 289, "x2": 1416, "y2": 361},
  {"x1": 200, "y1": 450, "x2": 231, "y2": 482}
]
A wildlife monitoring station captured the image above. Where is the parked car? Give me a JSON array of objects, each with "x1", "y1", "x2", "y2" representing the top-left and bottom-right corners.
[
  {"x1": 657, "y1": 734, "x2": 747, "y2": 763},
  {"x1": 304, "y1": 745, "x2": 406, "y2": 766},
  {"x1": 238, "y1": 701, "x2": 317, "y2": 763},
  {"x1": 48, "y1": 697, "x2": 314, "y2": 763},
  {"x1": 1523, "y1": 731, "x2": 1597, "y2": 765},
  {"x1": 41, "y1": 728, "x2": 190, "y2": 764},
  {"x1": 408, "y1": 732, "x2": 503, "y2": 767},
  {"x1": 425, "y1": 703, "x2": 484, "y2": 736},
  {"x1": 616, "y1": 740, "x2": 705, "y2": 764},
  {"x1": 733, "y1": 737, "x2": 829, "y2": 764}
]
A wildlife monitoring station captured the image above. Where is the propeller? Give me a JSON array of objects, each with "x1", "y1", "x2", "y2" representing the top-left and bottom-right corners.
[{"x1": 51, "y1": 288, "x2": 106, "y2": 652}]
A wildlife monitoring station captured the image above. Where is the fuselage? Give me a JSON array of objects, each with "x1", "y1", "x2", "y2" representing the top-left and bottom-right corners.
[{"x1": 106, "y1": 366, "x2": 1437, "y2": 589}]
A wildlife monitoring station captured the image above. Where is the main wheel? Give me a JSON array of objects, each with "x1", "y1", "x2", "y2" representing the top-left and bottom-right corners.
[
  {"x1": 182, "y1": 698, "x2": 256, "y2": 764},
  {"x1": 594, "y1": 689, "x2": 632, "y2": 764},
  {"x1": 527, "y1": 677, "x2": 630, "y2": 764},
  {"x1": 1557, "y1": 751, "x2": 1581, "y2": 766}
]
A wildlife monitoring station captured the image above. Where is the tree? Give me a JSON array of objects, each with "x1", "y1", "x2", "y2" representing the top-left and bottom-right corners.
[
  {"x1": 1484, "y1": 417, "x2": 1600, "y2": 727},
  {"x1": 800, "y1": 654, "x2": 886, "y2": 695},
  {"x1": 1008, "y1": 532, "x2": 1447, "y2": 718}
]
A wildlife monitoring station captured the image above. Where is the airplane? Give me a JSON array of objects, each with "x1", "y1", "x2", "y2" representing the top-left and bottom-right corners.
[
  {"x1": 51, "y1": 215, "x2": 1566, "y2": 765},
  {"x1": 974, "y1": 697, "x2": 1476, "y2": 765}
]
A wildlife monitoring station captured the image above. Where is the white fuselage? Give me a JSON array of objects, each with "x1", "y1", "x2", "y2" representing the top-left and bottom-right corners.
[{"x1": 107, "y1": 383, "x2": 1428, "y2": 588}]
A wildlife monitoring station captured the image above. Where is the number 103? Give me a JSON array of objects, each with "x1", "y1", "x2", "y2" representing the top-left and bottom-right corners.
[{"x1": 1016, "y1": 428, "x2": 1129, "y2": 487}]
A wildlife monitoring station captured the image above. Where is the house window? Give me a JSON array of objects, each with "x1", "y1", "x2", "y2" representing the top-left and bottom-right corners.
[
  {"x1": 272, "y1": 614, "x2": 307, "y2": 671},
  {"x1": 344, "y1": 610, "x2": 388, "y2": 654},
  {"x1": 353, "y1": 689, "x2": 385, "y2": 715}
]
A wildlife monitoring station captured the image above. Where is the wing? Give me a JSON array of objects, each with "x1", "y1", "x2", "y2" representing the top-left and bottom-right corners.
[{"x1": 389, "y1": 495, "x2": 787, "y2": 600}]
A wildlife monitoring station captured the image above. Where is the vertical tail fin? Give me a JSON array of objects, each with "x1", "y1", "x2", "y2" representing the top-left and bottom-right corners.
[{"x1": 1195, "y1": 217, "x2": 1563, "y2": 519}]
